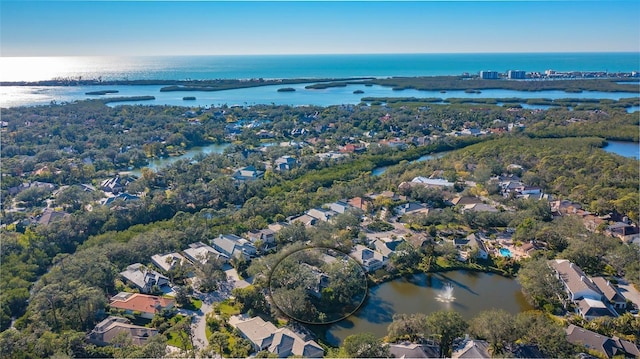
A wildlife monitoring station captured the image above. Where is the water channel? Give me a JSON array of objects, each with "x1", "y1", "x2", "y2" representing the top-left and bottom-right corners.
[
  {"x1": 2, "y1": 82, "x2": 638, "y2": 108},
  {"x1": 318, "y1": 270, "x2": 532, "y2": 346},
  {"x1": 603, "y1": 140, "x2": 640, "y2": 159}
]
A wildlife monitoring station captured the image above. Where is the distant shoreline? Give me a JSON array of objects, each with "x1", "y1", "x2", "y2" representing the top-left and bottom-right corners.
[{"x1": 2, "y1": 75, "x2": 636, "y2": 93}]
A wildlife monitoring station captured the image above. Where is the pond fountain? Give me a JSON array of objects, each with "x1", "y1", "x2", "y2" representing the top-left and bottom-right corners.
[{"x1": 435, "y1": 282, "x2": 455, "y2": 303}]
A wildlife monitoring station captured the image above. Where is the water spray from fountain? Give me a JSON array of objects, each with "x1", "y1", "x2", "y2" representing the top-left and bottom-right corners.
[{"x1": 435, "y1": 282, "x2": 455, "y2": 303}]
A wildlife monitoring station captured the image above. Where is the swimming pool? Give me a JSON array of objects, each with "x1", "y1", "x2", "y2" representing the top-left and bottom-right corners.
[{"x1": 499, "y1": 248, "x2": 512, "y2": 257}]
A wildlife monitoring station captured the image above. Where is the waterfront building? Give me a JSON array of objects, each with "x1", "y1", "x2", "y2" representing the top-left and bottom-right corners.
[
  {"x1": 479, "y1": 71, "x2": 499, "y2": 79},
  {"x1": 508, "y1": 70, "x2": 527, "y2": 79}
]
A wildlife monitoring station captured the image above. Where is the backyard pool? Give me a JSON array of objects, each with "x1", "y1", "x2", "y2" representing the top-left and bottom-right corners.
[{"x1": 499, "y1": 248, "x2": 513, "y2": 257}]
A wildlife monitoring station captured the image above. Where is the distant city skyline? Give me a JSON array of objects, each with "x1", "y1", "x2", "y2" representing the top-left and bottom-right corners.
[{"x1": 1, "y1": 1, "x2": 639, "y2": 56}]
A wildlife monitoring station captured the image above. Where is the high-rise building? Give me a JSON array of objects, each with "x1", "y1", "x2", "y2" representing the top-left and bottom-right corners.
[
  {"x1": 479, "y1": 71, "x2": 499, "y2": 79},
  {"x1": 508, "y1": 70, "x2": 526, "y2": 79}
]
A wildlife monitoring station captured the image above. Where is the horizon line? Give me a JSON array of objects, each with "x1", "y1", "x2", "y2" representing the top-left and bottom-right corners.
[{"x1": 3, "y1": 51, "x2": 640, "y2": 58}]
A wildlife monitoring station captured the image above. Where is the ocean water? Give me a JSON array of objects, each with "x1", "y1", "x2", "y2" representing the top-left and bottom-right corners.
[
  {"x1": 1, "y1": 53, "x2": 638, "y2": 82},
  {"x1": 1, "y1": 53, "x2": 638, "y2": 108}
]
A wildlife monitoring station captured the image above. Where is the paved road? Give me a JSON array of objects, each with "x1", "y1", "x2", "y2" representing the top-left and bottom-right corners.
[{"x1": 185, "y1": 280, "x2": 235, "y2": 355}]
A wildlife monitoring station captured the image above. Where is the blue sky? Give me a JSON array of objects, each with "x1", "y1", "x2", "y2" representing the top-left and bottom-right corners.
[{"x1": 1, "y1": 1, "x2": 639, "y2": 56}]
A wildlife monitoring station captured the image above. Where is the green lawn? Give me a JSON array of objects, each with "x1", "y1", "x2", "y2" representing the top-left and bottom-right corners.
[
  {"x1": 217, "y1": 301, "x2": 241, "y2": 316},
  {"x1": 166, "y1": 332, "x2": 193, "y2": 350},
  {"x1": 181, "y1": 298, "x2": 202, "y2": 311}
]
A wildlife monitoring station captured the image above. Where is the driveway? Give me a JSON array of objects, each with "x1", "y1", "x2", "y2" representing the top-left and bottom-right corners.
[
  {"x1": 615, "y1": 277, "x2": 640, "y2": 311},
  {"x1": 187, "y1": 280, "x2": 235, "y2": 354}
]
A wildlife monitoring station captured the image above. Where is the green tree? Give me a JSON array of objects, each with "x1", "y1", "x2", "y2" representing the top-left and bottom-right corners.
[
  {"x1": 424, "y1": 310, "x2": 467, "y2": 357},
  {"x1": 515, "y1": 311, "x2": 575, "y2": 358},
  {"x1": 387, "y1": 313, "x2": 427, "y2": 342},
  {"x1": 209, "y1": 331, "x2": 229, "y2": 355},
  {"x1": 342, "y1": 332, "x2": 389, "y2": 358},
  {"x1": 469, "y1": 309, "x2": 518, "y2": 355},
  {"x1": 517, "y1": 258, "x2": 564, "y2": 310},
  {"x1": 230, "y1": 337, "x2": 253, "y2": 358}
]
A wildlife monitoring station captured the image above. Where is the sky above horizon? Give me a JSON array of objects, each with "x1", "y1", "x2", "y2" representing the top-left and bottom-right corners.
[{"x1": 1, "y1": 1, "x2": 639, "y2": 56}]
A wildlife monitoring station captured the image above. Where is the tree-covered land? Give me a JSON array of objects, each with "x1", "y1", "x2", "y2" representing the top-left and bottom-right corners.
[{"x1": 1, "y1": 86, "x2": 639, "y2": 357}]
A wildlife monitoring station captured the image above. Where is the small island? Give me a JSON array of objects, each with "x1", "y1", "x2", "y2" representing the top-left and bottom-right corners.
[
  {"x1": 85, "y1": 90, "x2": 119, "y2": 95},
  {"x1": 183, "y1": 96, "x2": 196, "y2": 100},
  {"x1": 277, "y1": 87, "x2": 296, "y2": 92},
  {"x1": 353, "y1": 90, "x2": 365, "y2": 94}
]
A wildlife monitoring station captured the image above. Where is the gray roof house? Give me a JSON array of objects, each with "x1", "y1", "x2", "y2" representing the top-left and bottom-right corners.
[
  {"x1": 212, "y1": 234, "x2": 256, "y2": 259},
  {"x1": 306, "y1": 208, "x2": 338, "y2": 222},
  {"x1": 37, "y1": 208, "x2": 69, "y2": 226},
  {"x1": 394, "y1": 202, "x2": 430, "y2": 216},
  {"x1": 183, "y1": 242, "x2": 228, "y2": 264},
  {"x1": 151, "y1": 252, "x2": 187, "y2": 272},
  {"x1": 87, "y1": 316, "x2": 158, "y2": 346},
  {"x1": 327, "y1": 200, "x2": 350, "y2": 214},
  {"x1": 388, "y1": 342, "x2": 440, "y2": 358},
  {"x1": 120, "y1": 263, "x2": 170, "y2": 293},
  {"x1": 100, "y1": 176, "x2": 124, "y2": 193},
  {"x1": 232, "y1": 165, "x2": 264, "y2": 182},
  {"x1": 351, "y1": 244, "x2": 387, "y2": 272},
  {"x1": 247, "y1": 228, "x2": 276, "y2": 245},
  {"x1": 230, "y1": 316, "x2": 324, "y2": 358},
  {"x1": 566, "y1": 324, "x2": 640, "y2": 359},
  {"x1": 592, "y1": 277, "x2": 627, "y2": 309},
  {"x1": 274, "y1": 156, "x2": 298, "y2": 171},
  {"x1": 451, "y1": 339, "x2": 490, "y2": 359},
  {"x1": 549, "y1": 259, "x2": 618, "y2": 319}
]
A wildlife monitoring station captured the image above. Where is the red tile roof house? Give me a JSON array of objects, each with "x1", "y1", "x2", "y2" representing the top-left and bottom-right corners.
[{"x1": 109, "y1": 292, "x2": 175, "y2": 319}]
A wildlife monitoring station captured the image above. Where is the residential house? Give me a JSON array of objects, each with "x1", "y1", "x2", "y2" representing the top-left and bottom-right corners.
[
  {"x1": 229, "y1": 316, "x2": 324, "y2": 358},
  {"x1": 388, "y1": 342, "x2": 440, "y2": 358},
  {"x1": 348, "y1": 197, "x2": 372, "y2": 212},
  {"x1": 100, "y1": 176, "x2": 125, "y2": 193},
  {"x1": 183, "y1": 242, "x2": 228, "y2": 264},
  {"x1": 289, "y1": 214, "x2": 318, "y2": 227},
  {"x1": 301, "y1": 263, "x2": 330, "y2": 298},
  {"x1": 273, "y1": 156, "x2": 298, "y2": 171},
  {"x1": 340, "y1": 143, "x2": 364, "y2": 153},
  {"x1": 109, "y1": 292, "x2": 175, "y2": 319},
  {"x1": 410, "y1": 177, "x2": 455, "y2": 188},
  {"x1": 306, "y1": 208, "x2": 338, "y2": 222},
  {"x1": 592, "y1": 277, "x2": 627, "y2": 310},
  {"x1": 230, "y1": 315, "x2": 277, "y2": 352},
  {"x1": 100, "y1": 192, "x2": 140, "y2": 206},
  {"x1": 369, "y1": 191, "x2": 406, "y2": 202},
  {"x1": 212, "y1": 234, "x2": 256, "y2": 260},
  {"x1": 151, "y1": 252, "x2": 187, "y2": 272},
  {"x1": 268, "y1": 222, "x2": 289, "y2": 233},
  {"x1": 268, "y1": 328, "x2": 324, "y2": 358},
  {"x1": 451, "y1": 339, "x2": 491, "y2": 359},
  {"x1": 606, "y1": 222, "x2": 640, "y2": 242},
  {"x1": 232, "y1": 165, "x2": 264, "y2": 182},
  {"x1": 87, "y1": 316, "x2": 158, "y2": 346},
  {"x1": 461, "y1": 203, "x2": 498, "y2": 213},
  {"x1": 327, "y1": 200, "x2": 350, "y2": 214},
  {"x1": 246, "y1": 228, "x2": 276, "y2": 247},
  {"x1": 549, "y1": 259, "x2": 618, "y2": 319},
  {"x1": 450, "y1": 196, "x2": 483, "y2": 207},
  {"x1": 394, "y1": 202, "x2": 430, "y2": 216},
  {"x1": 350, "y1": 244, "x2": 387, "y2": 272},
  {"x1": 37, "y1": 208, "x2": 69, "y2": 226},
  {"x1": 372, "y1": 237, "x2": 404, "y2": 259},
  {"x1": 120, "y1": 263, "x2": 170, "y2": 294},
  {"x1": 566, "y1": 324, "x2": 640, "y2": 359},
  {"x1": 453, "y1": 234, "x2": 489, "y2": 261},
  {"x1": 8, "y1": 181, "x2": 56, "y2": 196}
]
